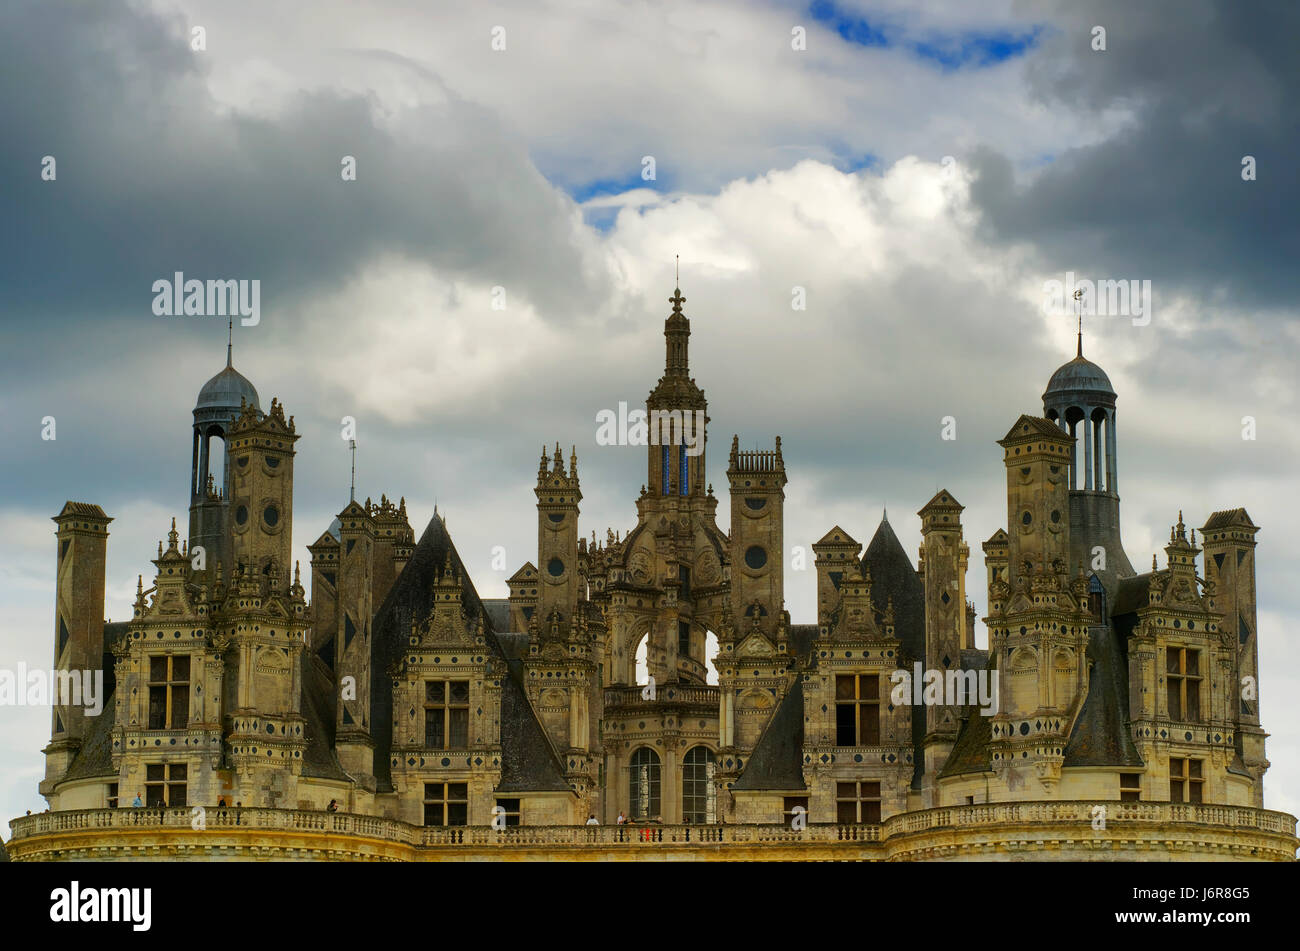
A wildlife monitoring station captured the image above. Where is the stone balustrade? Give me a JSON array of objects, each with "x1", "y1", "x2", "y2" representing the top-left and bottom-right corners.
[
  {"x1": 8, "y1": 799, "x2": 1295, "y2": 861},
  {"x1": 603, "y1": 684, "x2": 720, "y2": 710}
]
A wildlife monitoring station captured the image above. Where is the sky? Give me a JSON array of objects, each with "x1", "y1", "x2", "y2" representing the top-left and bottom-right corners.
[{"x1": 2, "y1": 0, "x2": 1297, "y2": 830}]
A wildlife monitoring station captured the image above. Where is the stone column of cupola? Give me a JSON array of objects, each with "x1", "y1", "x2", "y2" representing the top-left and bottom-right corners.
[
  {"x1": 1094, "y1": 414, "x2": 1105, "y2": 490},
  {"x1": 1083, "y1": 416, "x2": 1094, "y2": 491},
  {"x1": 1105, "y1": 409, "x2": 1118, "y2": 493}
]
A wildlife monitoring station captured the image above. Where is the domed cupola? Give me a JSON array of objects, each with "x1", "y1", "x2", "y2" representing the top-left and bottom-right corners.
[
  {"x1": 1044, "y1": 354, "x2": 1115, "y2": 405},
  {"x1": 195, "y1": 362, "x2": 260, "y2": 430},
  {"x1": 190, "y1": 334, "x2": 260, "y2": 503},
  {"x1": 1043, "y1": 333, "x2": 1116, "y2": 494}
]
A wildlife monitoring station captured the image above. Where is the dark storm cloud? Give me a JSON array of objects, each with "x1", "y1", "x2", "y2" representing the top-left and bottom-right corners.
[
  {"x1": 970, "y1": 0, "x2": 1299, "y2": 309},
  {"x1": 0, "y1": 0, "x2": 603, "y2": 329}
]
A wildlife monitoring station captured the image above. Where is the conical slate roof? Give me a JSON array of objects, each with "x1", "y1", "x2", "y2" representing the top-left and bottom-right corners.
[{"x1": 861, "y1": 516, "x2": 925, "y2": 664}]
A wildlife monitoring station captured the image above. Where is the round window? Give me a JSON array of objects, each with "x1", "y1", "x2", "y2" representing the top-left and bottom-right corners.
[
  {"x1": 264, "y1": 505, "x2": 279, "y2": 527},
  {"x1": 1050, "y1": 509, "x2": 1061, "y2": 523},
  {"x1": 235, "y1": 505, "x2": 249, "y2": 526},
  {"x1": 744, "y1": 546, "x2": 767, "y2": 570},
  {"x1": 1021, "y1": 511, "x2": 1032, "y2": 526},
  {"x1": 547, "y1": 557, "x2": 564, "y2": 577}
]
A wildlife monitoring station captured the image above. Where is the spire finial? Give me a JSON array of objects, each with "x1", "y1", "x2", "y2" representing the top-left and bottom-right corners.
[
  {"x1": 1073, "y1": 287, "x2": 1083, "y2": 357},
  {"x1": 670, "y1": 285, "x2": 685, "y2": 314},
  {"x1": 349, "y1": 439, "x2": 357, "y2": 503},
  {"x1": 227, "y1": 316, "x2": 233, "y2": 368}
]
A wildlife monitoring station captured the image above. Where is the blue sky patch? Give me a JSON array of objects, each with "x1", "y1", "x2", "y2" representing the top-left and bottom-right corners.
[
  {"x1": 809, "y1": 1, "x2": 1041, "y2": 70},
  {"x1": 569, "y1": 170, "x2": 663, "y2": 204}
]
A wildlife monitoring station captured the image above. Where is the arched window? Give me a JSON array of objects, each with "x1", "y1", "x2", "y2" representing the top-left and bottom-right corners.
[
  {"x1": 1088, "y1": 573, "x2": 1106, "y2": 621},
  {"x1": 703, "y1": 628, "x2": 719, "y2": 685},
  {"x1": 633, "y1": 632, "x2": 649, "y2": 686},
  {"x1": 629, "y1": 748, "x2": 661, "y2": 820},
  {"x1": 682, "y1": 746, "x2": 716, "y2": 823}
]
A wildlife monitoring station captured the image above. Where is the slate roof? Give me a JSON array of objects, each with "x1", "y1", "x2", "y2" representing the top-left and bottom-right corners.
[
  {"x1": 369, "y1": 513, "x2": 571, "y2": 795},
  {"x1": 1062, "y1": 623, "x2": 1144, "y2": 767},
  {"x1": 63, "y1": 688, "x2": 117, "y2": 781},
  {"x1": 732, "y1": 680, "x2": 806, "y2": 791},
  {"x1": 196, "y1": 363, "x2": 260, "y2": 413},
  {"x1": 299, "y1": 652, "x2": 351, "y2": 782},
  {"x1": 999, "y1": 414, "x2": 1072, "y2": 444},
  {"x1": 940, "y1": 704, "x2": 994, "y2": 777},
  {"x1": 860, "y1": 515, "x2": 930, "y2": 787},
  {"x1": 1113, "y1": 572, "x2": 1156, "y2": 617},
  {"x1": 62, "y1": 621, "x2": 126, "y2": 782},
  {"x1": 495, "y1": 632, "x2": 530, "y2": 660},
  {"x1": 1044, "y1": 355, "x2": 1115, "y2": 399},
  {"x1": 1203, "y1": 508, "x2": 1257, "y2": 531},
  {"x1": 787, "y1": 624, "x2": 818, "y2": 664},
  {"x1": 861, "y1": 517, "x2": 925, "y2": 666},
  {"x1": 55, "y1": 501, "x2": 111, "y2": 520},
  {"x1": 496, "y1": 674, "x2": 571, "y2": 793},
  {"x1": 481, "y1": 598, "x2": 511, "y2": 634},
  {"x1": 942, "y1": 616, "x2": 1146, "y2": 775}
]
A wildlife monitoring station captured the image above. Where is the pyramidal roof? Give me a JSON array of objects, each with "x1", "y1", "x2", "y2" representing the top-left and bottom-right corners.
[
  {"x1": 861, "y1": 517, "x2": 924, "y2": 661},
  {"x1": 369, "y1": 513, "x2": 570, "y2": 794},
  {"x1": 999, "y1": 414, "x2": 1071, "y2": 444},
  {"x1": 1202, "y1": 508, "x2": 1257, "y2": 531},
  {"x1": 814, "y1": 525, "x2": 859, "y2": 548}
]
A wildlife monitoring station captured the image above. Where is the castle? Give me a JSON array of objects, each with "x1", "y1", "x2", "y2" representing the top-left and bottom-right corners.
[{"x1": 7, "y1": 286, "x2": 1295, "y2": 861}]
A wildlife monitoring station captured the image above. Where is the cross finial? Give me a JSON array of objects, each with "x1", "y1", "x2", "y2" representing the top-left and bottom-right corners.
[{"x1": 670, "y1": 286, "x2": 685, "y2": 314}]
